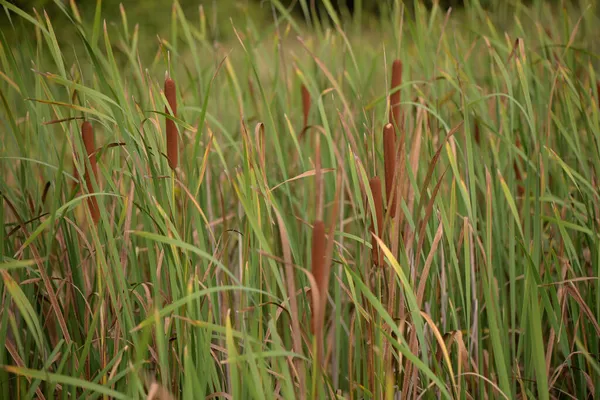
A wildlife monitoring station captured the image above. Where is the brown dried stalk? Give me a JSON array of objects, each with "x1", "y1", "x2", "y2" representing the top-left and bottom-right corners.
[
  {"x1": 383, "y1": 123, "x2": 397, "y2": 217},
  {"x1": 164, "y1": 76, "x2": 178, "y2": 170},
  {"x1": 369, "y1": 177, "x2": 384, "y2": 267},
  {"x1": 302, "y1": 84, "x2": 311, "y2": 128},
  {"x1": 81, "y1": 121, "x2": 100, "y2": 225}
]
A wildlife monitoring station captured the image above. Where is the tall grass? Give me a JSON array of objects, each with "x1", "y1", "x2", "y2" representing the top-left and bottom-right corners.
[{"x1": 1, "y1": 0, "x2": 600, "y2": 398}]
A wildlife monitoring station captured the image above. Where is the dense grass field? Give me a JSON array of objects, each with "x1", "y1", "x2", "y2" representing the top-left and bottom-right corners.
[{"x1": 1, "y1": 0, "x2": 600, "y2": 398}]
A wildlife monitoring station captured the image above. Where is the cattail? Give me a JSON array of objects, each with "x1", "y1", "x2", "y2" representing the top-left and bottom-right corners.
[
  {"x1": 383, "y1": 123, "x2": 397, "y2": 217},
  {"x1": 164, "y1": 76, "x2": 178, "y2": 170},
  {"x1": 81, "y1": 121, "x2": 99, "y2": 224},
  {"x1": 389, "y1": 60, "x2": 403, "y2": 129},
  {"x1": 310, "y1": 220, "x2": 327, "y2": 334},
  {"x1": 310, "y1": 219, "x2": 331, "y2": 367},
  {"x1": 369, "y1": 177, "x2": 384, "y2": 267},
  {"x1": 301, "y1": 84, "x2": 311, "y2": 128},
  {"x1": 474, "y1": 119, "x2": 481, "y2": 145},
  {"x1": 596, "y1": 81, "x2": 600, "y2": 107}
]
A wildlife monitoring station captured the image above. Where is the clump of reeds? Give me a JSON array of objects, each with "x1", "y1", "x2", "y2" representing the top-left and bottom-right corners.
[
  {"x1": 164, "y1": 76, "x2": 178, "y2": 170},
  {"x1": 369, "y1": 177, "x2": 384, "y2": 266},
  {"x1": 301, "y1": 84, "x2": 311, "y2": 129},
  {"x1": 81, "y1": 121, "x2": 99, "y2": 225}
]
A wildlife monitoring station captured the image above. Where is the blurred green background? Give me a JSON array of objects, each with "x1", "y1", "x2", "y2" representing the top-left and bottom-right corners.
[
  {"x1": 3, "y1": 0, "x2": 272, "y2": 40},
  {"x1": 3, "y1": 0, "x2": 584, "y2": 37}
]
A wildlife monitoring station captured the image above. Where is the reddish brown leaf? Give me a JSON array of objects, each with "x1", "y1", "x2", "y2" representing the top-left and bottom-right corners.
[
  {"x1": 164, "y1": 77, "x2": 178, "y2": 170},
  {"x1": 302, "y1": 84, "x2": 311, "y2": 128},
  {"x1": 81, "y1": 121, "x2": 99, "y2": 225},
  {"x1": 369, "y1": 177, "x2": 384, "y2": 267}
]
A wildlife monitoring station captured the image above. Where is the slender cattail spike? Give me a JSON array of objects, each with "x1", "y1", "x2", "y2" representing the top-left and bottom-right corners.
[
  {"x1": 387, "y1": 59, "x2": 403, "y2": 219},
  {"x1": 81, "y1": 121, "x2": 99, "y2": 225},
  {"x1": 389, "y1": 59, "x2": 403, "y2": 129},
  {"x1": 383, "y1": 123, "x2": 397, "y2": 217},
  {"x1": 369, "y1": 177, "x2": 384, "y2": 267},
  {"x1": 301, "y1": 84, "x2": 311, "y2": 128},
  {"x1": 310, "y1": 220, "x2": 326, "y2": 335},
  {"x1": 164, "y1": 77, "x2": 178, "y2": 170},
  {"x1": 474, "y1": 118, "x2": 481, "y2": 145}
]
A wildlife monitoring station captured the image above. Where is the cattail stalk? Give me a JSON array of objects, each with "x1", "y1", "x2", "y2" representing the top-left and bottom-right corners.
[
  {"x1": 164, "y1": 76, "x2": 178, "y2": 170},
  {"x1": 383, "y1": 123, "x2": 397, "y2": 217},
  {"x1": 81, "y1": 121, "x2": 99, "y2": 225},
  {"x1": 302, "y1": 84, "x2": 311, "y2": 128},
  {"x1": 369, "y1": 177, "x2": 384, "y2": 267}
]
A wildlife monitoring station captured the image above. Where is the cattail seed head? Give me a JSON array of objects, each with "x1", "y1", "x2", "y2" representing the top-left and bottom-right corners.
[
  {"x1": 389, "y1": 60, "x2": 403, "y2": 129},
  {"x1": 301, "y1": 84, "x2": 311, "y2": 128},
  {"x1": 369, "y1": 177, "x2": 384, "y2": 267},
  {"x1": 164, "y1": 77, "x2": 178, "y2": 170},
  {"x1": 310, "y1": 220, "x2": 326, "y2": 334},
  {"x1": 383, "y1": 123, "x2": 397, "y2": 217},
  {"x1": 81, "y1": 121, "x2": 99, "y2": 225}
]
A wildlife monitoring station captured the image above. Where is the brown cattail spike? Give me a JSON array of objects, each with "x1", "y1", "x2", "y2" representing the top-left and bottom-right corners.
[
  {"x1": 383, "y1": 123, "x2": 397, "y2": 217},
  {"x1": 389, "y1": 60, "x2": 403, "y2": 129},
  {"x1": 301, "y1": 84, "x2": 311, "y2": 129},
  {"x1": 474, "y1": 119, "x2": 481, "y2": 145},
  {"x1": 369, "y1": 177, "x2": 384, "y2": 267},
  {"x1": 81, "y1": 121, "x2": 99, "y2": 224},
  {"x1": 164, "y1": 77, "x2": 178, "y2": 170},
  {"x1": 310, "y1": 220, "x2": 327, "y2": 335}
]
